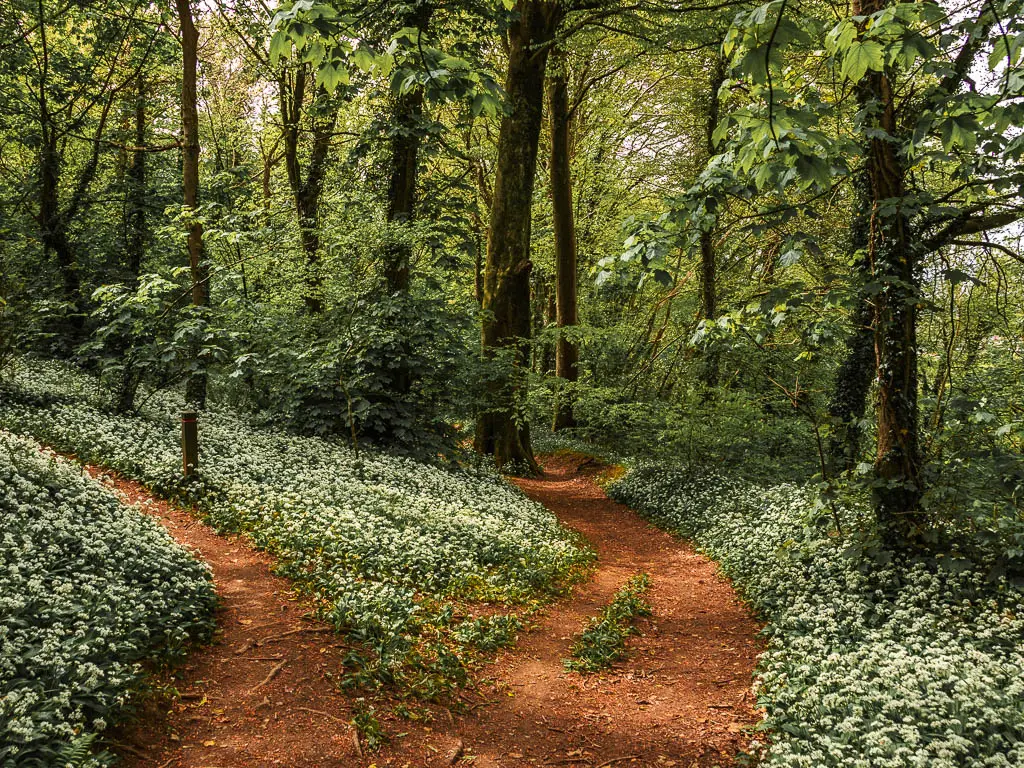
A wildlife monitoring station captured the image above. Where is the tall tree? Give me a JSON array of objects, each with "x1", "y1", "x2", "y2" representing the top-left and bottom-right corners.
[
  {"x1": 279, "y1": 66, "x2": 337, "y2": 314},
  {"x1": 548, "y1": 45, "x2": 578, "y2": 430},
  {"x1": 8, "y1": 0, "x2": 143, "y2": 341},
  {"x1": 475, "y1": 0, "x2": 563, "y2": 471},
  {"x1": 124, "y1": 72, "x2": 148, "y2": 283},
  {"x1": 176, "y1": 0, "x2": 208, "y2": 408},
  {"x1": 697, "y1": 54, "x2": 726, "y2": 389},
  {"x1": 853, "y1": 2, "x2": 923, "y2": 539},
  {"x1": 382, "y1": 2, "x2": 434, "y2": 294}
]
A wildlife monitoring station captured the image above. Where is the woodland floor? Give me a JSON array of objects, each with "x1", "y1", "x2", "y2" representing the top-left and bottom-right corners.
[{"x1": 93, "y1": 453, "x2": 762, "y2": 768}]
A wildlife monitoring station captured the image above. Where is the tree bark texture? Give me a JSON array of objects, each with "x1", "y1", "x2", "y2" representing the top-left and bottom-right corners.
[
  {"x1": 698, "y1": 55, "x2": 726, "y2": 389},
  {"x1": 383, "y1": 3, "x2": 433, "y2": 294},
  {"x1": 826, "y1": 168, "x2": 875, "y2": 474},
  {"x1": 38, "y1": 133, "x2": 81, "y2": 325},
  {"x1": 125, "y1": 73, "x2": 148, "y2": 283}
]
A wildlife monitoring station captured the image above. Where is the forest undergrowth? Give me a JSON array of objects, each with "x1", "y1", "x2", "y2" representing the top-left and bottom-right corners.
[
  {"x1": 0, "y1": 360, "x2": 593, "y2": 706},
  {"x1": 608, "y1": 462, "x2": 1024, "y2": 768},
  {"x1": 0, "y1": 430, "x2": 216, "y2": 766}
]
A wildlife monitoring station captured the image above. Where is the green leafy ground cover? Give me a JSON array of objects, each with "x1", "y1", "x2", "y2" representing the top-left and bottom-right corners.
[
  {"x1": 0, "y1": 430, "x2": 216, "y2": 767},
  {"x1": 564, "y1": 573, "x2": 651, "y2": 673},
  {"x1": 0, "y1": 361, "x2": 592, "y2": 696},
  {"x1": 610, "y1": 464, "x2": 1024, "y2": 768}
]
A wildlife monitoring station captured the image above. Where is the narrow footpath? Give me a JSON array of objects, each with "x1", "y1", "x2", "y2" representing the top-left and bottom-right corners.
[{"x1": 98, "y1": 453, "x2": 762, "y2": 768}]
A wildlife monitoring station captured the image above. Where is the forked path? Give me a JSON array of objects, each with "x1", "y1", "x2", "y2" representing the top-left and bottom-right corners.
[
  {"x1": 101, "y1": 453, "x2": 761, "y2": 768},
  {"x1": 376, "y1": 454, "x2": 763, "y2": 767}
]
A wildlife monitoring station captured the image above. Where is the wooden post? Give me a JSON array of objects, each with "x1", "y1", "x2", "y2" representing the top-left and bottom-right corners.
[{"x1": 181, "y1": 410, "x2": 199, "y2": 476}]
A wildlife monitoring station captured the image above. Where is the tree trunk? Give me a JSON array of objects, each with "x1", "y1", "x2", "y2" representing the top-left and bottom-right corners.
[
  {"x1": 382, "y1": 4, "x2": 432, "y2": 294},
  {"x1": 125, "y1": 74, "x2": 148, "y2": 284},
  {"x1": 548, "y1": 48, "x2": 578, "y2": 430},
  {"x1": 177, "y1": 0, "x2": 208, "y2": 408},
  {"x1": 698, "y1": 55, "x2": 726, "y2": 389},
  {"x1": 475, "y1": 0, "x2": 561, "y2": 473},
  {"x1": 33, "y1": 2, "x2": 83, "y2": 345},
  {"x1": 855, "y1": 0, "x2": 923, "y2": 544},
  {"x1": 38, "y1": 133, "x2": 81, "y2": 319},
  {"x1": 112, "y1": 74, "x2": 150, "y2": 414},
  {"x1": 826, "y1": 168, "x2": 874, "y2": 474},
  {"x1": 280, "y1": 67, "x2": 336, "y2": 314}
]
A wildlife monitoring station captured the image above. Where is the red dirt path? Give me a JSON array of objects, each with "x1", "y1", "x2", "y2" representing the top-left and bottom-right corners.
[{"x1": 96, "y1": 453, "x2": 762, "y2": 768}]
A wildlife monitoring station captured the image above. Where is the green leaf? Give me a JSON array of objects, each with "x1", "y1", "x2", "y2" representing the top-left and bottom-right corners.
[
  {"x1": 352, "y1": 47, "x2": 375, "y2": 73},
  {"x1": 302, "y1": 40, "x2": 325, "y2": 65},
  {"x1": 269, "y1": 30, "x2": 290, "y2": 66},
  {"x1": 939, "y1": 113, "x2": 980, "y2": 152},
  {"x1": 825, "y1": 20, "x2": 855, "y2": 54},
  {"x1": 316, "y1": 62, "x2": 349, "y2": 93},
  {"x1": 740, "y1": 44, "x2": 770, "y2": 85},
  {"x1": 840, "y1": 40, "x2": 884, "y2": 82},
  {"x1": 989, "y1": 36, "x2": 1016, "y2": 70}
]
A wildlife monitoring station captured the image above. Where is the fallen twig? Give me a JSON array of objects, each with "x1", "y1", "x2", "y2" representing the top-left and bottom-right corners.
[
  {"x1": 256, "y1": 627, "x2": 332, "y2": 646},
  {"x1": 111, "y1": 743, "x2": 148, "y2": 760},
  {"x1": 352, "y1": 730, "x2": 363, "y2": 757},
  {"x1": 596, "y1": 757, "x2": 640, "y2": 768},
  {"x1": 248, "y1": 659, "x2": 286, "y2": 694},
  {"x1": 296, "y1": 706, "x2": 347, "y2": 723},
  {"x1": 447, "y1": 738, "x2": 465, "y2": 765}
]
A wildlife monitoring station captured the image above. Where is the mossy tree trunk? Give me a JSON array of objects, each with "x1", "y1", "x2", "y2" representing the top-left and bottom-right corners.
[
  {"x1": 383, "y1": 3, "x2": 433, "y2": 295},
  {"x1": 826, "y1": 168, "x2": 874, "y2": 475},
  {"x1": 697, "y1": 55, "x2": 726, "y2": 390},
  {"x1": 280, "y1": 66, "x2": 337, "y2": 314},
  {"x1": 125, "y1": 73, "x2": 148, "y2": 284}
]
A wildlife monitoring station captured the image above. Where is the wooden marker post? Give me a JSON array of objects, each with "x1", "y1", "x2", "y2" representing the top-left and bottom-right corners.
[{"x1": 181, "y1": 410, "x2": 199, "y2": 476}]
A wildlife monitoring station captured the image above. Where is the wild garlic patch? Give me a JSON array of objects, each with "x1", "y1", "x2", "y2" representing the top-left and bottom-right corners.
[
  {"x1": 0, "y1": 361, "x2": 592, "y2": 686},
  {"x1": 610, "y1": 464, "x2": 1024, "y2": 768},
  {"x1": 564, "y1": 573, "x2": 652, "y2": 673},
  {"x1": 0, "y1": 430, "x2": 216, "y2": 767}
]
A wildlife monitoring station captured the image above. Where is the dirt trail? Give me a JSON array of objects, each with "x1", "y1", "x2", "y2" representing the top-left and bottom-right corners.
[
  {"x1": 91, "y1": 469, "x2": 360, "y2": 767},
  {"x1": 99, "y1": 453, "x2": 761, "y2": 768}
]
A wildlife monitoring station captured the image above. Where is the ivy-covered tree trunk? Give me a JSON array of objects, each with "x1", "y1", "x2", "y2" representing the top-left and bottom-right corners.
[
  {"x1": 548, "y1": 47, "x2": 578, "y2": 431},
  {"x1": 826, "y1": 169, "x2": 874, "y2": 474},
  {"x1": 177, "y1": 0, "x2": 208, "y2": 408},
  {"x1": 698, "y1": 55, "x2": 726, "y2": 389},
  {"x1": 856, "y1": 0, "x2": 924, "y2": 544},
  {"x1": 115, "y1": 78, "x2": 149, "y2": 413},
  {"x1": 476, "y1": 0, "x2": 561, "y2": 472},
  {"x1": 375, "y1": 3, "x2": 435, "y2": 404}
]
